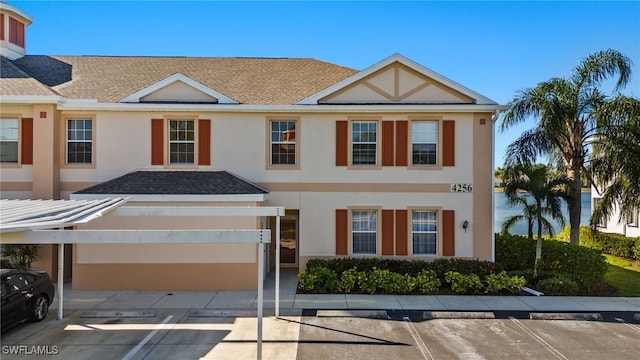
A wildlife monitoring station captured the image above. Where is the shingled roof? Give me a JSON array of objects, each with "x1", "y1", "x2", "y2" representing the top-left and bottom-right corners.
[
  {"x1": 0, "y1": 56, "x2": 59, "y2": 96},
  {"x1": 7, "y1": 55, "x2": 358, "y2": 105},
  {"x1": 74, "y1": 171, "x2": 268, "y2": 195}
]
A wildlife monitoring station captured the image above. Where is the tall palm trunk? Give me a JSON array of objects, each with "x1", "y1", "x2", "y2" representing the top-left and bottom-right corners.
[
  {"x1": 534, "y1": 204, "x2": 543, "y2": 278},
  {"x1": 567, "y1": 166, "x2": 582, "y2": 245}
]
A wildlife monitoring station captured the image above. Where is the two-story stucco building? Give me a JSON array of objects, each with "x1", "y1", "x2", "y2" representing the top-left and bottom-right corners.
[{"x1": 1, "y1": 2, "x2": 503, "y2": 290}]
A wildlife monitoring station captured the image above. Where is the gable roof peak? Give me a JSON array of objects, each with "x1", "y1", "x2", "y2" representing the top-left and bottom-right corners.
[
  {"x1": 119, "y1": 72, "x2": 239, "y2": 104},
  {"x1": 297, "y1": 53, "x2": 498, "y2": 106}
]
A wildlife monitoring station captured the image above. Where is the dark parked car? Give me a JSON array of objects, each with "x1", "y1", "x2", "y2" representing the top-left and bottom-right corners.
[{"x1": 1, "y1": 269, "x2": 55, "y2": 331}]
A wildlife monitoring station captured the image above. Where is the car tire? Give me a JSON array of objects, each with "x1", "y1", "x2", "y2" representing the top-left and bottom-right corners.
[{"x1": 31, "y1": 295, "x2": 49, "y2": 322}]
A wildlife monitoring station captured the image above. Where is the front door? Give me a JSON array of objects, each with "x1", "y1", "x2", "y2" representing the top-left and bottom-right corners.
[{"x1": 280, "y1": 215, "x2": 298, "y2": 266}]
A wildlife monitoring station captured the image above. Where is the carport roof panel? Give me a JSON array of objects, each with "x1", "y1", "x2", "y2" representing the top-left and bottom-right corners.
[{"x1": 0, "y1": 198, "x2": 127, "y2": 233}]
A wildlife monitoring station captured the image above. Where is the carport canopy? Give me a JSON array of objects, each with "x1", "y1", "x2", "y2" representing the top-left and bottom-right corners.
[{"x1": 0, "y1": 198, "x2": 283, "y2": 360}]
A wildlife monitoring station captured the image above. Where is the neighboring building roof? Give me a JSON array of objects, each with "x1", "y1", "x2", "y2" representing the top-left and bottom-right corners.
[
  {"x1": 74, "y1": 171, "x2": 268, "y2": 195},
  {"x1": 9, "y1": 56, "x2": 358, "y2": 105},
  {"x1": 0, "y1": 56, "x2": 59, "y2": 96}
]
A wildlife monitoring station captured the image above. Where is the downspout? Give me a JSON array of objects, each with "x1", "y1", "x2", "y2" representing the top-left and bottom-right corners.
[{"x1": 491, "y1": 109, "x2": 500, "y2": 262}]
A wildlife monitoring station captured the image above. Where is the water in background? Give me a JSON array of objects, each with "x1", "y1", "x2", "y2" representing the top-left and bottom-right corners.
[{"x1": 494, "y1": 192, "x2": 591, "y2": 235}]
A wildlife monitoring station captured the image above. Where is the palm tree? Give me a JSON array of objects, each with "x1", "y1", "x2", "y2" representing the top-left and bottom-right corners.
[
  {"x1": 590, "y1": 100, "x2": 640, "y2": 226},
  {"x1": 500, "y1": 49, "x2": 634, "y2": 245},
  {"x1": 501, "y1": 196, "x2": 558, "y2": 240},
  {"x1": 503, "y1": 164, "x2": 572, "y2": 277}
]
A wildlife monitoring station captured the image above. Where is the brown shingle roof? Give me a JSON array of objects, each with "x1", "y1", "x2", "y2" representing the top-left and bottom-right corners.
[{"x1": 9, "y1": 56, "x2": 358, "y2": 104}]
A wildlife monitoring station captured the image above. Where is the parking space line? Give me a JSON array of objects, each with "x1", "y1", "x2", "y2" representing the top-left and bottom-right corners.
[
  {"x1": 403, "y1": 316, "x2": 434, "y2": 360},
  {"x1": 508, "y1": 317, "x2": 569, "y2": 360},
  {"x1": 121, "y1": 315, "x2": 174, "y2": 360},
  {"x1": 615, "y1": 318, "x2": 640, "y2": 335}
]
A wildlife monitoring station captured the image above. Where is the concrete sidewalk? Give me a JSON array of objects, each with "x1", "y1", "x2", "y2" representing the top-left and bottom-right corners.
[{"x1": 50, "y1": 269, "x2": 640, "y2": 314}]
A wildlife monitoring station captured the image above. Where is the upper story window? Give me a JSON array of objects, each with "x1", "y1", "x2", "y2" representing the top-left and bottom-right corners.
[
  {"x1": 0, "y1": 118, "x2": 18, "y2": 163},
  {"x1": 412, "y1": 121, "x2": 438, "y2": 166},
  {"x1": 412, "y1": 210, "x2": 438, "y2": 255},
  {"x1": 352, "y1": 121, "x2": 377, "y2": 165},
  {"x1": 169, "y1": 120, "x2": 195, "y2": 164},
  {"x1": 67, "y1": 119, "x2": 93, "y2": 164},
  {"x1": 352, "y1": 209, "x2": 377, "y2": 254},
  {"x1": 270, "y1": 120, "x2": 296, "y2": 166}
]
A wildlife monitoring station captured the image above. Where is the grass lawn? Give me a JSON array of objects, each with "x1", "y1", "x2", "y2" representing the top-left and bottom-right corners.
[{"x1": 604, "y1": 254, "x2": 640, "y2": 296}]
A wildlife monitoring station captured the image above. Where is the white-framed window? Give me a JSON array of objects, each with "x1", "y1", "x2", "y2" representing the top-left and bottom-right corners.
[
  {"x1": 67, "y1": 119, "x2": 93, "y2": 164},
  {"x1": 627, "y1": 208, "x2": 639, "y2": 227},
  {"x1": 0, "y1": 118, "x2": 19, "y2": 163},
  {"x1": 412, "y1": 121, "x2": 438, "y2": 165},
  {"x1": 352, "y1": 121, "x2": 377, "y2": 165},
  {"x1": 169, "y1": 119, "x2": 195, "y2": 164},
  {"x1": 270, "y1": 120, "x2": 296, "y2": 166},
  {"x1": 594, "y1": 198, "x2": 607, "y2": 228},
  {"x1": 351, "y1": 210, "x2": 377, "y2": 254},
  {"x1": 412, "y1": 210, "x2": 438, "y2": 255}
]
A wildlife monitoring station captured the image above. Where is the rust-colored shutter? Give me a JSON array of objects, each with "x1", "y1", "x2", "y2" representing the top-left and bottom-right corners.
[
  {"x1": 151, "y1": 119, "x2": 164, "y2": 165},
  {"x1": 395, "y1": 121, "x2": 408, "y2": 166},
  {"x1": 442, "y1": 210, "x2": 455, "y2": 256},
  {"x1": 0, "y1": 15, "x2": 4, "y2": 41},
  {"x1": 382, "y1": 121, "x2": 394, "y2": 166},
  {"x1": 21, "y1": 118, "x2": 33, "y2": 165},
  {"x1": 395, "y1": 210, "x2": 408, "y2": 255},
  {"x1": 336, "y1": 121, "x2": 348, "y2": 166},
  {"x1": 443, "y1": 120, "x2": 455, "y2": 166},
  {"x1": 198, "y1": 119, "x2": 211, "y2": 166},
  {"x1": 381, "y1": 210, "x2": 394, "y2": 255},
  {"x1": 336, "y1": 209, "x2": 348, "y2": 255}
]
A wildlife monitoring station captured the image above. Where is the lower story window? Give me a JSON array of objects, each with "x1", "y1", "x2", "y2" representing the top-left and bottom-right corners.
[
  {"x1": 412, "y1": 210, "x2": 437, "y2": 255},
  {"x1": 352, "y1": 210, "x2": 377, "y2": 254}
]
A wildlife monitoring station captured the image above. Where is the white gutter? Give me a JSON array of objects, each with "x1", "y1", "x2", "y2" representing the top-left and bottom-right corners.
[{"x1": 55, "y1": 102, "x2": 508, "y2": 113}]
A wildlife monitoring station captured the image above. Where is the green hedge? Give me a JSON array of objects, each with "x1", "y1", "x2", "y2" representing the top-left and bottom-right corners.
[
  {"x1": 301, "y1": 258, "x2": 518, "y2": 295},
  {"x1": 558, "y1": 226, "x2": 640, "y2": 261},
  {"x1": 495, "y1": 233, "x2": 608, "y2": 289},
  {"x1": 298, "y1": 266, "x2": 525, "y2": 295},
  {"x1": 305, "y1": 257, "x2": 504, "y2": 283}
]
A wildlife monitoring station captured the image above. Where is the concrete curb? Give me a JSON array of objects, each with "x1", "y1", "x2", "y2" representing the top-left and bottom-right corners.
[
  {"x1": 529, "y1": 312, "x2": 603, "y2": 321},
  {"x1": 81, "y1": 310, "x2": 156, "y2": 318},
  {"x1": 423, "y1": 311, "x2": 495, "y2": 319},
  {"x1": 316, "y1": 310, "x2": 389, "y2": 319}
]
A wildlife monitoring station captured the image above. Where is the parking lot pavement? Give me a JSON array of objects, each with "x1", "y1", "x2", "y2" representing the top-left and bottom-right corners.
[
  {"x1": 0, "y1": 309, "x2": 300, "y2": 360},
  {"x1": 295, "y1": 312, "x2": 640, "y2": 360}
]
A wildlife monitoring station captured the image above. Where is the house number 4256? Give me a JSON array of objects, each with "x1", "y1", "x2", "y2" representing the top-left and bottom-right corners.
[{"x1": 450, "y1": 184, "x2": 473, "y2": 192}]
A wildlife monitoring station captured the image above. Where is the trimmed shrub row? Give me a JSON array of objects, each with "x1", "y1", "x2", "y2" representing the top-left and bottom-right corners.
[
  {"x1": 305, "y1": 257, "x2": 504, "y2": 279},
  {"x1": 495, "y1": 233, "x2": 608, "y2": 289},
  {"x1": 558, "y1": 226, "x2": 640, "y2": 261},
  {"x1": 298, "y1": 260, "x2": 525, "y2": 295}
]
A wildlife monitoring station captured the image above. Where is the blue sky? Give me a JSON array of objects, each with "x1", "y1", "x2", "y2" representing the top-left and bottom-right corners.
[{"x1": 11, "y1": 0, "x2": 640, "y2": 166}]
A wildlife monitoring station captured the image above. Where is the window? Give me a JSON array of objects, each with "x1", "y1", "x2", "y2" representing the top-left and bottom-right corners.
[
  {"x1": 594, "y1": 198, "x2": 607, "y2": 228},
  {"x1": 352, "y1": 210, "x2": 377, "y2": 254},
  {"x1": 627, "y1": 209, "x2": 639, "y2": 227},
  {"x1": 0, "y1": 118, "x2": 18, "y2": 163},
  {"x1": 169, "y1": 120, "x2": 195, "y2": 164},
  {"x1": 67, "y1": 119, "x2": 93, "y2": 164},
  {"x1": 412, "y1": 210, "x2": 438, "y2": 255},
  {"x1": 270, "y1": 120, "x2": 296, "y2": 165},
  {"x1": 412, "y1": 121, "x2": 438, "y2": 165},
  {"x1": 352, "y1": 121, "x2": 377, "y2": 165}
]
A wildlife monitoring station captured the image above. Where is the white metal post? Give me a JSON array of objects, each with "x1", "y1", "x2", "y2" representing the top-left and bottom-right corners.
[
  {"x1": 257, "y1": 241, "x2": 264, "y2": 360},
  {"x1": 57, "y1": 243, "x2": 64, "y2": 320},
  {"x1": 275, "y1": 214, "x2": 280, "y2": 317}
]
